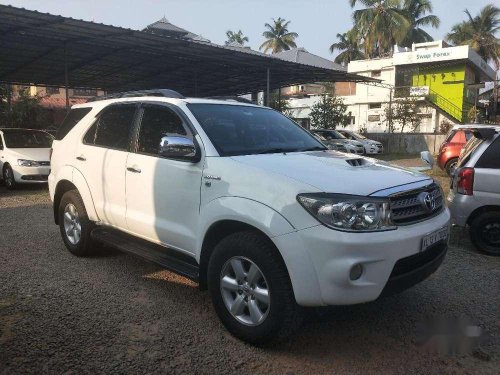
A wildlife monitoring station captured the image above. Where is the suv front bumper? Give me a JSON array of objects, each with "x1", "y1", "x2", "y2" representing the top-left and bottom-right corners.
[
  {"x1": 272, "y1": 208, "x2": 450, "y2": 306},
  {"x1": 12, "y1": 165, "x2": 50, "y2": 183}
]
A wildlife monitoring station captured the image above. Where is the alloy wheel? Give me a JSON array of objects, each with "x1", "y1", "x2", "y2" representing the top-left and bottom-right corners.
[
  {"x1": 220, "y1": 256, "x2": 270, "y2": 326},
  {"x1": 63, "y1": 203, "x2": 82, "y2": 245}
]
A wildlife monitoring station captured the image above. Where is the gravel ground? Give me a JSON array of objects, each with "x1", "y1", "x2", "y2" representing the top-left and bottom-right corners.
[{"x1": 0, "y1": 175, "x2": 499, "y2": 374}]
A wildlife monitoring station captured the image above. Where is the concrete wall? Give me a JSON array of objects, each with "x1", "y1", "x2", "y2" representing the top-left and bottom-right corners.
[{"x1": 366, "y1": 132, "x2": 447, "y2": 154}]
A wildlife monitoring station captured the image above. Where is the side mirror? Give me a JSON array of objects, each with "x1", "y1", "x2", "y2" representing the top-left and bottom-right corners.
[
  {"x1": 420, "y1": 151, "x2": 435, "y2": 169},
  {"x1": 159, "y1": 136, "x2": 197, "y2": 160}
]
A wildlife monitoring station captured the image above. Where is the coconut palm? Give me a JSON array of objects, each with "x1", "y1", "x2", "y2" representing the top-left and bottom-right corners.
[
  {"x1": 349, "y1": 0, "x2": 411, "y2": 57},
  {"x1": 225, "y1": 30, "x2": 249, "y2": 46},
  {"x1": 329, "y1": 29, "x2": 366, "y2": 66},
  {"x1": 259, "y1": 18, "x2": 298, "y2": 54},
  {"x1": 401, "y1": 0, "x2": 440, "y2": 47},
  {"x1": 446, "y1": 5, "x2": 499, "y2": 66}
]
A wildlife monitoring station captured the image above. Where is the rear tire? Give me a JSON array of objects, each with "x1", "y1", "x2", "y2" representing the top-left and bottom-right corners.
[
  {"x1": 3, "y1": 165, "x2": 16, "y2": 190},
  {"x1": 445, "y1": 157, "x2": 458, "y2": 176},
  {"x1": 58, "y1": 190, "x2": 96, "y2": 256},
  {"x1": 208, "y1": 230, "x2": 302, "y2": 345},
  {"x1": 469, "y1": 211, "x2": 500, "y2": 256}
]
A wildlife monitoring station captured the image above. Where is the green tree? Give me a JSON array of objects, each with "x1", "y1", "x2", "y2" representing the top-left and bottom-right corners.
[
  {"x1": 446, "y1": 5, "x2": 499, "y2": 67},
  {"x1": 329, "y1": 29, "x2": 366, "y2": 66},
  {"x1": 0, "y1": 86, "x2": 50, "y2": 129},
  {"x1": 349, "y1": 0, "x2": 411, "y2": 57},
  {"x1": 225, "y1": 30, "x2": 249, "y2": 46},
  {"x1": 384, "y1": 98, "x2": 422, "y2": 133},
  {"x1": 309, "y1": 95, "x2": 350, "y2": 129},
  {"x1": 268, "y1": 92, "x2": 292, "y2": 116},
  {"x1": 401, "y1": 0, "x2": 440, "y2": 47},
  {"x1": 259, "y1": 18, "x2": 298, "y2": 54}
]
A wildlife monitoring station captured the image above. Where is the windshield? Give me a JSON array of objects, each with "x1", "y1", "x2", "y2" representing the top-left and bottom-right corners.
[
  {"x1": 352, "y1": 132, "x2": 366, "y2": 140},
  {"x1": 188, "y1": 104, "x2": 326, "y2": 156},
  {"x1": 2, "y1": 129, "x2": 53, "y2": 148},
  {"x1": 316, "y1": 130, "x2": 346, "y2": 140}
]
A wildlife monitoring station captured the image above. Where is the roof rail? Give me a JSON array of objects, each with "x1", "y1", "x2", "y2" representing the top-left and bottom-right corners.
[
  {"x1": 206, "y1": 96, "x2": 254, "y2": 104},
  {"x1": 89, "y1": 89, "x2": 185, "y2": 102}
]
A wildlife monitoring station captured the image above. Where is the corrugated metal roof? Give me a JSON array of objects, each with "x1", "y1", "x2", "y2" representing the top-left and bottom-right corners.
[
  {"x1": 275, "y1": 48, "x2": 346, "y2": 71},
  {"x1": 0, "y1": 5, "x2": 372, "y2": 97}
]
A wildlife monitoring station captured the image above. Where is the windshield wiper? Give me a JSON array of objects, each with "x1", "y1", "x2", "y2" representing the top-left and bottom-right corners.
[
  {"x1": 299, "y1": 146, "x2": 327, "y2": 152},
  {"x1": 256, "y1": 148, "x2": 292, "y2": 154}
]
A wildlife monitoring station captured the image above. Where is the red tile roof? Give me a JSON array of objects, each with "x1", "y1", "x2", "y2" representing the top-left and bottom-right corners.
[{"x1": 39, "y1": 97, "x2": 88, "y2": 109}]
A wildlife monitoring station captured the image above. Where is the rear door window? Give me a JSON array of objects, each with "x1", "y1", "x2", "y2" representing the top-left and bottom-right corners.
[
  {"x1": 84, "y1": 104, "x2": 137, "y2": 151},
  {"x1": 476, "y1": 135, "x2": 500, "y2": 169},
  {"x1": 56, "y1": 107, "x2": 92, "y2": 140}
]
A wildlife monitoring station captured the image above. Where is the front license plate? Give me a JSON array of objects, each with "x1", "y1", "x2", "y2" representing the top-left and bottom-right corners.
[{"x1": 421, "y1": 226, "x2": 449, "y2": 252}]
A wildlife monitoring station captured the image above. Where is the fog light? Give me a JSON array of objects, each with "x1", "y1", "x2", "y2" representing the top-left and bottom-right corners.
[{"x1": 350, "y1": 264, "x2": 363, "y2": 280}]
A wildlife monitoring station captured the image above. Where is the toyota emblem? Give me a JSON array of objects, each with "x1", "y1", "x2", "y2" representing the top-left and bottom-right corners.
[{"x1": 418, "y1": 192, "x2": 436, "y2": 212}]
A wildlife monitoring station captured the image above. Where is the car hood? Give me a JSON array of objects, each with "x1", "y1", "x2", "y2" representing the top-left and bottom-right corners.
[
  {"x1": 6, "y1": 148, "x2": 51, "y2": 161},
  {"x1": 231, "y1": 151, "x2": 430, "y2": 195}
]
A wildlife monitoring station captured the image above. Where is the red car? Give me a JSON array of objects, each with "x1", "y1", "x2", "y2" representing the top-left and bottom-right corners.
[{"x1": 437, "y1": 127, "x2": 472, "y2": 175}]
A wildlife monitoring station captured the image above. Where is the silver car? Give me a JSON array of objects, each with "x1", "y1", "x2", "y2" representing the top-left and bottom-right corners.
[
  {"x1": 311, "y1": 129, "x2": 365, "y2": 154},
  {"x1": 448, "y1": 126, "x2": 500, "y2": 255},
  {"x1": 337, "y1": 130, "x2": 384, "y2": 154}
]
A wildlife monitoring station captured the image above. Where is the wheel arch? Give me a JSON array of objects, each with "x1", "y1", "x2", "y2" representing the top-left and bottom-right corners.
[
  {"x1": 467, "y1": 205, "x2": 500, "y2": 226},
  {"x1": 198, "y1": 220, "x2": 289, "y2": 291}
]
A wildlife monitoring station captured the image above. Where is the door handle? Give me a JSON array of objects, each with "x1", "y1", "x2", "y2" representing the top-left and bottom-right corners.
[
  {"x1": 127, "y1": 166, "x2": 141, "y2": 173},
  {"x1": 76, "y1": 155, "x2": 86, "y2": 161}
]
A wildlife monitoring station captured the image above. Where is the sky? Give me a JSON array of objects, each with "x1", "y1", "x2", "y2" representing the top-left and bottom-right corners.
[{"x1": 1, "y1": 0, "x2": 496, "y2": 60}]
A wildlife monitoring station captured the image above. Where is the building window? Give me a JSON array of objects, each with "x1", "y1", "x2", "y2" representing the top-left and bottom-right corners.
[
  {"x1": 46, "y1": 87, "x2": 60, "y2": 95},
  {"x1": 369, "y1": 103, "x2": 382, "y2": 109},
  {"x1": 368, "y1": 115, "x2": 381, "y2": 122},
  {"x1": 371, "y1": 70, "x2": 381, "y2": 78},
  {"x1": 73, "y1": 88, "x2": 97, "y2": 97}
]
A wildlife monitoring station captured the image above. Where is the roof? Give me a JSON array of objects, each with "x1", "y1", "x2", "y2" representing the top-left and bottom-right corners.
[
  {"x1": 0, "y1": 5, "x2": 371, "y2": 97},
  {"x1": 143, "y1": 17, "x2": 209, "y2": 42},
  {"x1": 275, "y1": 48, "x2": 346, "y2": 71}
]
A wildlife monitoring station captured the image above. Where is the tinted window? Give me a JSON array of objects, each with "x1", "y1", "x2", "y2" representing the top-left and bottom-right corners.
[
  {"x1": 87, "y1": 105, "x2": 136, "y2": 150},
  {"x1": 0, "y1": 135, "x2": 3, "y2": 149},
  {"x1": 188, "y1": 104, "x2": 325, "y2": 156},
  {"x1": 56, "y1": 107, "x2": 92, "y2": 140},
  {"x1": 476, "y1": 135, "x2": 500, "y2": 169},
  {"x1": 137, "y1": 106, "x2": 188, "y2": 156},
  {"x1": 2, "y1": 130, "x2": 53, "y2": 148}
]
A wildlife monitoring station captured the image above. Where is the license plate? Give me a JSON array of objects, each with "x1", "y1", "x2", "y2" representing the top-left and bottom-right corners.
[{"x1": 421, "y1": 226, "x2": 449, "y2": 252}]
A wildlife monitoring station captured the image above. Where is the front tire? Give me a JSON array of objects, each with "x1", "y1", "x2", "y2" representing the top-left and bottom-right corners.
[
  {"x1": 469, "y1": 211, "x2": 500, "y2": 256},
  {"x1": 3, "y1": 165, "x2": 16, "y2": 190},
  {"x1": 58, "y1": 190, "x2": 96, "y2": 256},
  {"x1": 208, "y1": 231, "x2": 302, "y2": 345}
]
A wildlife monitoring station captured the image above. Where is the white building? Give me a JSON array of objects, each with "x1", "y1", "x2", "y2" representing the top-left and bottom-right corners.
[{"x1": 287, "y1": 41, "x2": 496, "y2": 132}]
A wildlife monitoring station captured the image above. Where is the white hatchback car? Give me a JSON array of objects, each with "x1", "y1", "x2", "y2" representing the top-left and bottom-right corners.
[
  {"x1": 49, "y1": 90, "x2": 450, "y2": 344},
  {"x1": 0, "y1": 128, "x2": 53, "y2": 189}
]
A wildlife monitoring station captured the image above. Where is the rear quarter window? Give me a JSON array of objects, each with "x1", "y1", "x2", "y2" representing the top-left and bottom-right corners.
[
  {"x1": 56, "y1": 107, "x2": 92, "y2": 140},
  {"x1": 476, "y1": 135, "x2": 500, "y2": 169}
]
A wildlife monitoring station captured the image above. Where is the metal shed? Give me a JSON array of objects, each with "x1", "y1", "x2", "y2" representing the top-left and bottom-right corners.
[{"x1": 0, "y1": 5, "x2": 369, "y2": 99}]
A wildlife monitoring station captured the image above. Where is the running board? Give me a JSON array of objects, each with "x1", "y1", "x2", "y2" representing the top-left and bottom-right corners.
[{"x1": 90, "y1": 227, "x2": 199, "y2": 282}]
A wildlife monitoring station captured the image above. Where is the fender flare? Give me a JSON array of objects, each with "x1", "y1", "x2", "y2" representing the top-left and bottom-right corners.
[{"x1": 53, "y1": 166, "x2": 99, "y2": 223}]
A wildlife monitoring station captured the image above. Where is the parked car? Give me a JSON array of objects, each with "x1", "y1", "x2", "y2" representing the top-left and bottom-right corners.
[
  {"x1": 0, "y1": 128, "x2": 53, "y2": 189},
  {"x1": 337, "y1": 130, "x2": 383, "y2": 154},
  {"x1": 49, "y1": 90, "x2": 450, "y2": 344},
  {"x1": 311, "y1": 129, "x2": 365, "y2": 154},
  {"x1": 312, "y1": 133, "x2": 348, "y2": 152},
  {"x1": 448, "y1": 126, "x2": 500, "y2": 256},
  {"x1": 437, "y1": 126, "x2": 473, "y2": 176}
]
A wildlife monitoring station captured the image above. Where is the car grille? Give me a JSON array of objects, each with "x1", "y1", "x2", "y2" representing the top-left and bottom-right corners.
[
  {"x1": 390, "y1": 183, "x2": 443, "y2": 225},
  {"x1": 390, "y1": 242, "x2": 447, "y2": 279}
]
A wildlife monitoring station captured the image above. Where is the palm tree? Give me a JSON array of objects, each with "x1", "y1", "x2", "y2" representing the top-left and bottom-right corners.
[
  {"x1": 401, "y1": 0, "x2": 440, "y2": 47},
  {"x1": 259, "y1": 18, "x2": 298, "y2": 54},
  {"x1": 349, "y1": 0, "x2": 411, "y2": 57},
  {"x1": 225, "y1": 30, "x2": 249, "y2": 46},
  {"x1": 446, "y1": 5, "x2": 499, "y2": 66},
  {"x1": 329, "y1": 29, "x2": 366, "y2": 66}
]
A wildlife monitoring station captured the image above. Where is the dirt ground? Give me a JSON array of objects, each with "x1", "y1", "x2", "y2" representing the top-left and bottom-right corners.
[{"x1": 0, "y1": 158, "x2": 498, "y2": 374}]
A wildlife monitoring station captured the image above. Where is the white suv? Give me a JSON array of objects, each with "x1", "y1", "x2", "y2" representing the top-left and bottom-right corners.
[{"x1": 49, "y1": 90, "x2": 450, "y2": 344}]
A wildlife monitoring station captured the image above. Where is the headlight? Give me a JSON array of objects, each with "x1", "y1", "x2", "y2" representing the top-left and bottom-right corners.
[
  {"x1": 17, "y1": 159, "x2": 40, "y2": 167},
  {"x1": 297, "y1": 193, "x2": 396, "y2": 232}
]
